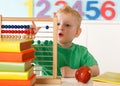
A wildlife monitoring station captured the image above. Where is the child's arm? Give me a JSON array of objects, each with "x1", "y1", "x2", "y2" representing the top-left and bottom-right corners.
[
  {"x1": 60, "y1": 65, "x2": 99, "y2": 78},
  {"x1": 89, "y1": 65, "x2": 100, "y2": 77}
]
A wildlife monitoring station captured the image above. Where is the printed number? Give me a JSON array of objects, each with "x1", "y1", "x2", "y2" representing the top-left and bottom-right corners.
[
  {"x1": 24, "y1": 0, "x2": 33, "y2": 17},
  {"x1": 86, "y1": 1, "x2": 100, "y2": 20},
  {"x1": 55, "y1": 1, "x2": 67, "y2": 6},
  {"x1": 54, "y1": 1, "x2": 67, "y2": 15},
  {"x1": 72, "y1": 1, "x2": 84, "y2": 16},
  {"x1": 101, "y1": 1, "x2": 115, "y2": 20},
  {"x1": 36, "y1": 0, "x2": 50, "y2": 18}
]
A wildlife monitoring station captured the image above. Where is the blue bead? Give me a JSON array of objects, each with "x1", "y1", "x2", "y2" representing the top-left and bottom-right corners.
[
  {"x1": 21, "y1": 25, "x2": 24, "y2": 28},
  {"x1": 8, "y1": 25, "x2": 11, "y2": 28},
  {"x1": 11, "y1": 25, "x2": 14, "y2": 28},
  {"x1": 20, "y1": 25, "x2": 22, "y2": 28},
  {"x1": 5, "y1": 25, "x2": 8, "y2": 28},
  {"x1": 24, "y1": 25, "x2": 27, "y2": 28},
  {"x1": 15, "y1": 25, "x2": 17, "y2": 28},
  {"x1": 9, "y1": 25, "x2": 12, "y2": 28},
  {"x1": 17, "y1": 25, "x2": 20, "y2": 28},
  {"x1": 46, "y1": 25, "x2": 49, "y2": 29},
  {"x1": 1, "y1": 25, "x2": 5, "y2": 28},
  {"x1": 27, "y1": 25, "x2": 30, "y2": 28}
]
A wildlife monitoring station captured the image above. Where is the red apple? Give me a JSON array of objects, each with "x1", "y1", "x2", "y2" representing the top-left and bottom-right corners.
[{"x1": 75, "y1": 66, "x2": 91, "y2": 83}]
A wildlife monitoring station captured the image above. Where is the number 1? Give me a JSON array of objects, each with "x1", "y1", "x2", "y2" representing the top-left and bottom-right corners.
[{"x1": 24, "y1": 0, "x2": 34, "y2": 17}]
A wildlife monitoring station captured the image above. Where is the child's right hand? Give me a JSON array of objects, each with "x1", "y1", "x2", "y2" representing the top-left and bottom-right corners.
[{"x1": 30, "y1": 21, "x2": 41, "y2": 35}]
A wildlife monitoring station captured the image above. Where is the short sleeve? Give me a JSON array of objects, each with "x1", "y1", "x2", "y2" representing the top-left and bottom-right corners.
[{"x1": 81, "y1": 48, "x2": 98, "y2": 66}]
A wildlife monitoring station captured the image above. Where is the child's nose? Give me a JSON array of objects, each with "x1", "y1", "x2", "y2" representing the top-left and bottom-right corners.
[{"x1": 58, "y1": 25, "x2": 64, "y2": 30}]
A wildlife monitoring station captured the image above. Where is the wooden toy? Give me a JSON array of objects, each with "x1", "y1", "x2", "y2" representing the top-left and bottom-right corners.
[{"x1": 0, "y1": 15, "x2": 61, "y2": 84}]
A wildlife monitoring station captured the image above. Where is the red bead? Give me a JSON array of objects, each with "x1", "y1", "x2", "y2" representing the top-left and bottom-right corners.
[
  {"x1": 17, "y1": 30, "x2": 21, "y2": 34},
  {"x1": 1, "y1": 30, "x2": 5, "y2": 33},
  {"x1": 24, "y1": 30, "x2": 27, "y2": 34},
  {"x1": 8, "y1": 30, "x2": 11, "y2": 33},
  {"x1": 75, "y1": 66, "x2": 91, "y2": 83},
  {"x1": 31, "y1": 30, "x2": 34, "y2": 34},
  {"x1": 14, "y1": 30, "x2": 17, "y2": 33},
  {"x1": 5, "y1": 30, "x2": 7, "y2": 33},
  {"x1": 11, "y1": 30, "x2": 15, "y2": 34},
  {"x1": 21, "y1": 30, "x2": 24, "y2": 34},
  {"x1": 26, "y1": 30, "x2": 30, "y2": 34}
]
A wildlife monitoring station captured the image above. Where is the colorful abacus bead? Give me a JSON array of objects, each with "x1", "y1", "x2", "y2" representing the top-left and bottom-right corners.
[
  {"x1": 37, "y1": 40, "x2": 41, "y2": 44},
  {"x1": 31, "y1": 30, "x2": 35, "y2": 34},
  {"x1": 1, "y1": 30, "x2": 5, "y2": 33},
  {"x1": 1, "y1": 25, "x2": 30, "y2": 29},
  {"x1": 46, "y1": 25, "x2": 49, "y2": 29},
  {"x1": 32, "y1": 40, "x2": 34, "y2": 44}
]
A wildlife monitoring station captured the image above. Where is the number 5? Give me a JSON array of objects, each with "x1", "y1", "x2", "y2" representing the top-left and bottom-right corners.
[{"x1": 86, "y1": 1, "x2": 100, "y2": 20}]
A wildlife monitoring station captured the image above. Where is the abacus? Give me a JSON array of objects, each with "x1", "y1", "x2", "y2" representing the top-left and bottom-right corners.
[{"x1": 0, "y1": 15, "x2": 61, "y2": 84}]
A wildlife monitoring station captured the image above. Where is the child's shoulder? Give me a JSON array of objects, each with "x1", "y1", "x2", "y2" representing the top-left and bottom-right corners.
[{"x1": 73, "y1": 43, "x2": 88, "y2": 50}]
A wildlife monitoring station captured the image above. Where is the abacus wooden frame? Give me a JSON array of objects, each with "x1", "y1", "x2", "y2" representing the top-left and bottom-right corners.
[{"x1": 0, "y1": 15, "x2": 61, "y2": 84}]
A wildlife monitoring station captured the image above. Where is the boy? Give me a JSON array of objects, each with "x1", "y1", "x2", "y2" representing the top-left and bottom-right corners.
[{"x1": 33, "y1": 5, "x2": 99, "y2": 78}]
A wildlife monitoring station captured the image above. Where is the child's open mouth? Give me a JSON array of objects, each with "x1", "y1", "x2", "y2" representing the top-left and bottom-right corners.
[{"x1": 58, "y1": 33, "x2": 63, "y2": 37}]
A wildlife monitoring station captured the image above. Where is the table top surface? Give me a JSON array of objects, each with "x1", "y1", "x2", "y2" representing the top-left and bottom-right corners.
[{"x1": 35, "y1": 78, "x2": 120, "y2": 86}]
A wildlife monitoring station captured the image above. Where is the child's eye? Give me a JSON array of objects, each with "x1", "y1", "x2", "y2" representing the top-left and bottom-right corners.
[
  {"x1": 57, "y1": 23, "x2": 60, "y2": 26},
  {"x1": 65, "y1": 24, "x2": 70, "y2": 27}
]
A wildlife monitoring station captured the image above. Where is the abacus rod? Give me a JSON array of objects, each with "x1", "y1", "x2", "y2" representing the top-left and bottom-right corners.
[
  {"x1": 34, "y1": 45, "x2": 53, "y2": 48},
  {"x1": 2, "y1": 17, "x2": 53, "y2": 21},
  {"x1": 35, "y1": 56, "x2": 53, "y2": 57},
  {"x1": 35, "y1": 65, "x2": 53, "y2": 67},
  {"x1": 53, "y1": 16, "x2": 58, "y2": 78},
  {"x1": 38, "y1": 31, "x2": 53, "y2": 33},
  {"x1": 34, "y1": 70, "x2": 52, "y2": 72},
  {"x1": 35, "y1": 36, "x2": 53, "y2": 38},
  {"x1": 37, "y1": 61, "x2": 53, "y2": 62},
  {"x1": 36, "y1": 51, "x2": 53, "y2": 52}
]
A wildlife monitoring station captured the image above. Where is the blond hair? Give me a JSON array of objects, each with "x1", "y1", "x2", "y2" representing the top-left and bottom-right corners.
[{"x1": 56, "y1": 5, "x2": 82, "y2": 28}]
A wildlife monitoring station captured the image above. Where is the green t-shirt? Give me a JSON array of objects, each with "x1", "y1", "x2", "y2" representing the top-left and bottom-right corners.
[{"x1": 33, "y1": 41, "x2": 98, "y2": 76}]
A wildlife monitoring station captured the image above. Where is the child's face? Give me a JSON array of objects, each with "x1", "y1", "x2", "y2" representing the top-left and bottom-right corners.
[{"x1": 57, "y1": 13, "x2": 80, "y2": 45}]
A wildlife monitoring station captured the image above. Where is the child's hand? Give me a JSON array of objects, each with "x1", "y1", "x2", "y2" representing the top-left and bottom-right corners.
[
  {"x1": 30, "y1": 21, "x2": 41, "y2": 35},
  {"x1": 60, "y1": 66, "x2": 77, "y2": 78}
]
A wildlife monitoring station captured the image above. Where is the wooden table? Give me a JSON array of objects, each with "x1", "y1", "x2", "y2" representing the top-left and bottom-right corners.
[{"x1": 35, "y1": 78, "x2": 120, "y2": 86}]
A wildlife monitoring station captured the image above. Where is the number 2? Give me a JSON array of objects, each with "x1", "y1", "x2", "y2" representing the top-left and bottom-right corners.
[{"x1": 36, "y1": 0, "x2": 50, "y2": 18}]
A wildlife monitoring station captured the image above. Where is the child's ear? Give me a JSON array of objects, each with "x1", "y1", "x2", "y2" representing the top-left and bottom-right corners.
[{"x1": 75, "y1": 28, "x2": 82, "y2": 37}]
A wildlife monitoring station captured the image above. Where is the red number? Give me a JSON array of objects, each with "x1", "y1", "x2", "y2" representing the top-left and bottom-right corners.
[
  {"x1": 101, "y1": 1, "x2": 115, "y2": 20},
  {"x1": 55, "y1": 1, "x2": 67, "y2": 5},
  {"x1": 54, "y1": 1, "x2": 67, "y2": 15}
]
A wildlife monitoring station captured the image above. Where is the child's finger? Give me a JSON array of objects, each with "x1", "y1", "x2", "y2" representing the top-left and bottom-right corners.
[
  {"x1": 30, "y1": 21, "x2": 36, "y2": 28},
  {"x1": 32, "y1": 21, "x2": 36, "y2": 27}
]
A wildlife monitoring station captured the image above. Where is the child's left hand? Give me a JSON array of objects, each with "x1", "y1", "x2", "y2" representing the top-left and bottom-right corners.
[{"x1": 60, "y1": 66, "x2": 77, "y2": 78}]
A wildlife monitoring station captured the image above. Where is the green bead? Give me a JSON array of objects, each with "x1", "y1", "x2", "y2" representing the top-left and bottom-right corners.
[
  {"x1": 31, "y1": 40, "x2": 34, "y2": 44},
  {"x1": 37, "y1": 40, "x2": 41, "y2": 44}
]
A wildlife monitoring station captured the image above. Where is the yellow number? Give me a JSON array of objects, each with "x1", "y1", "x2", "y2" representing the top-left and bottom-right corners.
[{"x1": 24, "y1": 0, "x2": 33, "y2": 17}]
